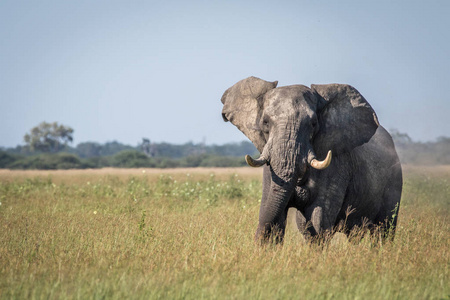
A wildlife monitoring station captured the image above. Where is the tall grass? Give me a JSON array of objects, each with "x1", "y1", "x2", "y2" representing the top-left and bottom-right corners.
[{"x1": 0, "y1": 167, "x2": 448, "y2": 299}]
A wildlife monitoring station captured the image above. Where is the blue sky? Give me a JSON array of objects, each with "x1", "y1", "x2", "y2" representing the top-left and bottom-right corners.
[{"x1": 1, "y1": 0, "x2": 449, "y2": 147}]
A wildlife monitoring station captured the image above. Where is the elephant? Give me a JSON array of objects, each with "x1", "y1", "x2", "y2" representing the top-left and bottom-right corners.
[{"x1": 220, "y1": 76, "x2": 402, "y2": 243}]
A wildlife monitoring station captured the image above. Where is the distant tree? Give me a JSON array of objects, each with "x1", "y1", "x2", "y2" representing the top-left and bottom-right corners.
[
  {"x1": 436, "y1": 136, "x2": 450, "y2": 143},
  {"x1": 389, "y1": 129, "x2": 450, "y2": 165},
  {"x1": 390, "y1": 129, "x2": 413, "y2": 146},
  {"x1": 141, "y1": 138, "x2": 158, "y2": 157},
  {"x1": 24, "y1": 122, "x2": 74, "y2": 153},
  {"x1": 434, "y1": 137, "x2": 450, "y2": 164},
  {"x1": 210, "y1": 141, "x2": 258, "y2": 156},
  {"x1": 0, "y1": 151, "x2": 21, "y2": 168},
  {"x1": 1, "y1": 145, "x2": 31, "y2": 155},
  {"x1": 76, "y1": 142, "x2": 102, "y2": 158},
  {"x1": 111, "y1": 150, "x2": 155, "y2": 168},
  {"x1": 100, "y1": 141, "x2": 134, "y2": 156},
  {"x1": 8, "y1": 153, "x2": 86, "y2": 170}
]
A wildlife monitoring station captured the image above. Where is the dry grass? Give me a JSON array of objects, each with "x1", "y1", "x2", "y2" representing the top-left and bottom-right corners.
[
  {"x1": 0, "y1": 166, "x2": 448, "y2": 299},
  {"x1": 0, "y1": 167, "x2": 262, "y2": 184}
]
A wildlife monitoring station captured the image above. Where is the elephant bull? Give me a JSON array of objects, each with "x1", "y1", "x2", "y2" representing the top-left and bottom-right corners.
[{"x1": 220, "y1": 76, "x2": 402, "y2": 243}]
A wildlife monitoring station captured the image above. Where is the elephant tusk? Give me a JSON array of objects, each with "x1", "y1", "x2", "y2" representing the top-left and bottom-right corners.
[
  {"x1": 310, "y1": 150, "x2": 332, "y2": 170},
  {"x1": 245, "y1": 154, "x2": 267, "y2": 167}
]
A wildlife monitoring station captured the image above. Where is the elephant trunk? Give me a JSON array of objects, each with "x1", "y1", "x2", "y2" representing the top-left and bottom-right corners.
[
  {"x1": 252, "y1": 126, "x2": 332, "y2": 244},
  {"x1": 255, "y1": 179, "x2": 296, "y2": 243},
  {"x1": 255, "y1": 138, "x2": 303, "y2": 243}
]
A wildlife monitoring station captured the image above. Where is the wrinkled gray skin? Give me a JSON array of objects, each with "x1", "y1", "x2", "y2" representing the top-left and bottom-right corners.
[{"x1": 221, "y1": 76, "x2": 402, "y2": 243}]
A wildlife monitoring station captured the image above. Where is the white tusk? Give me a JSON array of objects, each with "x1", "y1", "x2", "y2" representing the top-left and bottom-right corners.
[
  {"x1": 310, "y1": 150, "x2": 332, "y2": 170},
  {"x1": 245, "y1": 154, "x2": 267, "y2": 168}
]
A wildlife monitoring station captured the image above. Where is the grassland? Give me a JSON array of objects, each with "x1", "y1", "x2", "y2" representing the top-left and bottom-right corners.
[{"x1": 0, "y1": 166, "x2": 448, "y2": 299}]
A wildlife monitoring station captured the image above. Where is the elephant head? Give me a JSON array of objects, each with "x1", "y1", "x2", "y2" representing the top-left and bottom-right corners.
[{"x1": 221, "y1": 76, "x2": 379, "y2": 242}]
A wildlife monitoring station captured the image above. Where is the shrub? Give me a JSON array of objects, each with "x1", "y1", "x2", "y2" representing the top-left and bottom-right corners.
[
  {"x1": 7, "y1": 153, "x2": 86, "y2": 169},
  {"x1": 0, "y1": 151, "x2": 21, "y2": 168},
  {"x1": 199, "y1": 155, "x2": 246, "y2": 167},
  {"x1": 155, "y1": 157, "x2": 180, "y2": 168},
  {"x1": 111, "y1": 150, "x2": 155, "y2": 168},
  {"x1": 179, "y1": 154, "x2": 246, "y2": 168}
]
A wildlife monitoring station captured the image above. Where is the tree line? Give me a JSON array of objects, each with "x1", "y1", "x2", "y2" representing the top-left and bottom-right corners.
[
  {"x1": 0, "y1": 122, "x2": 448, "y2": 169},
  {"x1": 389, "y1": 129, "x2": 450, "y2": 165},
  {"x1": 0, "y1": 122, "x2": 258, "y2": 169}
]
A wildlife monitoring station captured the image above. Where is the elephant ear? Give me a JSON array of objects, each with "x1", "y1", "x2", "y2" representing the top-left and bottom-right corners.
[
  {"x1": 221, "y1": 76, "x2": 278, "y2": 153},
  {"x1": 311, "y1": 84, "x2": 380, "y2": 157}
]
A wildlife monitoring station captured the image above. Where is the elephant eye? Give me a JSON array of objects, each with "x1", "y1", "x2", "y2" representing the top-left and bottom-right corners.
[{"x1": 261, "y1": 117, "x2": 270, "y2": 133}]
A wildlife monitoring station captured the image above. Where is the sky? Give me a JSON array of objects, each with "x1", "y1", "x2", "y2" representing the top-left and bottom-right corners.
[{"x1": 1, "y1": 0, "x2": 449, "y2": 148}]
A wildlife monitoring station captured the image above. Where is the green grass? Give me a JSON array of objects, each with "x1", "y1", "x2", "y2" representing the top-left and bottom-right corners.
[{"x1": 0, "y1": 167, "x2": 448, "y2": 299}]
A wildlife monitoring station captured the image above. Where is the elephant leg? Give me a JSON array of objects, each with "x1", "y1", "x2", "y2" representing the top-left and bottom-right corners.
[
  {"x1": 304, "y1": 168, "x2": 350, "y2": 236},
  {"x1": 295, "y1": 210, "x2": 306, "y2": 231},
  {"x1": 304, "y1": 206, "x2": 328, "y2": 236},
  {"x1": 376, "y1": 162, "x2": 403, "y2": 239},
  {"x1": 295, "y1": 210, "x2": 315, "y2": 237},
  {"x1": 255, "y1": 164, "x2": 284, "y2": 242}
]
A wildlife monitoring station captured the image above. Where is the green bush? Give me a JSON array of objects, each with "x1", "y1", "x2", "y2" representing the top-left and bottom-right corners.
[
  {"x1": 155, "y1": 157, "x2": 180, "y2": 168},
  {"x1": 177, "y1": 154, "x2": 246, "y2": 168},
  {"x1": 199, "y1": 155, "x2": 246, "y2": 167},
  {"x1": 0, "y1": 151, "x2": 250, "y2": 170},
  {"x1": 0, "y1": 151, "x2": 22, "y2": 168},
  {"x1": 84, "y1": 156, "x2": 112, "y2": 168},
  {"x1": 111, "y1": 150, "x2": 155, "y2": 168},
  {"x1": 7, "y1": 153, "x2": 87, "y2": 170}
]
